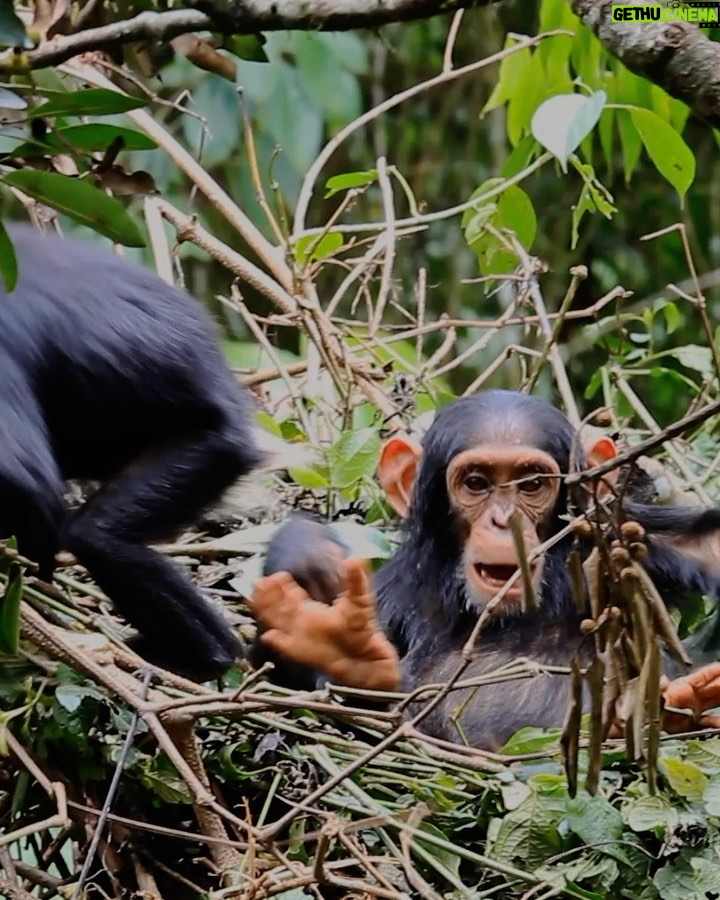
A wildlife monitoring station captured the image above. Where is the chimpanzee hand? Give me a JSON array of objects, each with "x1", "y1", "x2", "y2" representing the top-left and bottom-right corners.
[
  {"x1": 251, "y1": 558, "x2": 401, "y2": 692},
  {"x1": 659, "y1": 662, "x2": 720, "y2": 733},
  {"x1": 608, "y1": 662, "x2": 720, "y2": 738}
]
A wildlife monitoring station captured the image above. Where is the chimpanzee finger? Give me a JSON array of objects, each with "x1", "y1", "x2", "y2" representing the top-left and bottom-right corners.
[
  {"x1": 336, "y1": 559, "x2": 376, "y2": 632},
  {"x1": 251, "y1": 572, "x2": 307, "y2": 629}
]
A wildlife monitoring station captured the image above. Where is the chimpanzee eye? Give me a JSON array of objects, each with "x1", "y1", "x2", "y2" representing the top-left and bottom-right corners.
[
  {"x1": 463, "y1": 472, "x2": 490, "y2": 494},
  {"x1": 519, "y1": 475, "x2": 544, "y2": 494}
]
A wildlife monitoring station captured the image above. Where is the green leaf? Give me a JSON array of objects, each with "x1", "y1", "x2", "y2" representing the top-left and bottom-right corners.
[
  {"x1": 324, "y1": 169, "x2": 377, "y2": 199},
  {"x1": 294, "y1": 231, "x2": 344, "y2": 265},
  {"x1": 287, "y1": 466, "x2": 330, "y2": 489},
  {"x1": 0, "y1": 563, "x2": 22, "y2": 654},
  {"x1": 1, "y1": 170, "x2": 145, "y2": 247},
  {"x1": 481, "y1": 40, "x2": 532, "y2": 117},
  {"x1": 0, "y1": 87, "x2": 26, "y2": 110},
  {"x1": 702, "y1": 777, "x2": 720, "y2": 816},
  {"x1": 566, "y1": 792, "x2": 624, "y2": 846},
  {"x1": 623, "y1": 795, "x2": 679, "y2": 834},
  {"x1": 500, "y1": 134, "x2": 538, "y2": 178},
  {"x1": 296, "y1": 35, "x2": 362, "y2": 127},
  {"x1": 663, "y1": 302, "x2": 681, "y2": 335},
  {"x1": 531, "y1": 91, "x2": 607, "y2": 171},
  {"x1": 497, "y1": 185, "x2": 537, "y2": 248},
  {"x1": 629, "y1": 107, "x2": 695, "y2": 200},
  {"x1": 0, "y1": 218, "x2": 18, "y2": 291},
  {"x1": 55, "y1": 683, "x2": 104, "y2": 713},
  {"x1": 0, "y1": 4, "x2": 33, "y2": 49},
  {"x1": 316, "y1": 32, "x2": 368, "y2": 75},
  {"x1": 328, "y1": 427, "x2": 381, "y2": 490},
  {"x1": 489, "y1": 788, "x2": 566, "y2": 867},
  {"x1": 617, "y1": 108, "x2": 643, "y2": 182},
  {"x1": 506, "y1": 52, "x2": 546, "y2": 146},
  {"x1": 660, "y1": 756, "x2": 708, "y2": 801},
  {"x1": 223, "y1": 34, "x2": 268, "y2": 63},
  {"x1": 263, "y1": 61, "x2": 322, "y2": 174},
  {"x1": 674, "y1": 344, "x2": 713, "y2": 375},
  {"x1": 52, "y1": 123, "x2": 157, "y2": 152},
  {"x1": 29, "y1": 88, "x2": 147, "y2": 119},
  {"x1": 499, "y1": 726, "x2": 562, "y2": 755}
]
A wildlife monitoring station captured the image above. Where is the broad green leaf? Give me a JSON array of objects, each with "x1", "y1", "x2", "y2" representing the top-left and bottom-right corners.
[
  {"x1": 223, "y1": 34, "x2": 268, "y2": 63},
  {"x1": 531, "y1": 91, "x2": 607, "y2": 171},
  {"x1": 497, "y1": 185, "x2": 537, "y2": 248},
  {"x1": 1, "y1": 170, "x2": 145, "y2": 247},
  {"x1": 660, "y1": 756, "x2": 708, "y2": 801},
  {"x1": 461, "y1": 177, "x2": 504, "y2": 228},
  {"x1": 501, "y1": 134, "x2": 539, "y2": 178},
  {"x1": 328, "y1": 427, "x2": 381, "y2": 490},
  {"x1": 263, "y1": 61, "x2": 323, "y2": 174},
  {"x1": 0, "y1": 4, "x2": 33, "y2": 49},
  {"x1": 663, "y1": 302, "x2": 681, "y2": 335},
  {"x1": 481, "y1": 41, "x2": 532, "y2": 117},
  {"x1": 617, "y1": 108, "x2": 643, "y2": 182},
  {"x1": 571, "y1": 22, "x2": 604, "y2": 88},
  {"x1": 623, "y1": 795, "x2": 679, "y2": 833},
  {"x1": 673, "y1": 344, "x2": 713, "y2": 376},
  {"x1": 0, "y1": 87, "x2": 26, "y2": 110},
  {"x1": 489, "y1": 789, "x2": 566, "y2": 867},
  {"x1": 0, "y1": 218, "x2": 18, "y2": 291},
  {"x1": 702, "y1": 777, "x2": 720, "y2": 816},
  {"x1": 316, "y1": 32, "x2": 368, "y2": 75},
  {"x1": 287, "y1": 466, "x2": 330, "y2": 489},
  {"x1": 630, "y1": 107, "x2": 695, "y2": 200},
  {"x1": 499, "y1": 726, "x2": 562, "y2": 756},
  {"x1": 324, "y1": 169, "x2": 377, "y2": 198},
  {"x1": 29, "y1": 88, "x2": 147, "y2": 119},
  {"x1": 0, "y1": 563, "x2": 22, "y2": 654},
  {"x1": 294, "y1": 231, "x2": 344, "y2": 265},
  {"x1": 463, "y1": 203, "x2": 498, "y2": 242},
  {"x1": 685, "y1": 737, "x2": 720, "y2": 773},
  {"x1": 507, "y1": 52, "x2": 546, "y2": 146},
  {"x1": 296, "y1": 35, "x2": 362, "y2": 127},
  {"x1": 52, "y1": 124, "x2": 157, "y2": 152},
  {"x1": 55, "y1": 683, "x2": 103, "y2": 713},
  {"x1": 653, "y1": 856, "x2": 696, "y2": 898},
  {"x1": 690, "y1": 858, "x2": 720, "y2": 895},
  {"x1": 566, "y1": 793, "x2": 624, "y2": 846}
]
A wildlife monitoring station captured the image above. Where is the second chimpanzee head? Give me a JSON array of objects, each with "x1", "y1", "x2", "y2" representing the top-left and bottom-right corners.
[{"x1": 378, "y1": 391, "x2": 617, "y2": 617}]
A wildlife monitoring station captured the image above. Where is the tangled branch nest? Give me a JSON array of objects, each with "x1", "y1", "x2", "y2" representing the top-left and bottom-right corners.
[{"x1": 2, "y1": 242, "x2": 720, "y2": 899}]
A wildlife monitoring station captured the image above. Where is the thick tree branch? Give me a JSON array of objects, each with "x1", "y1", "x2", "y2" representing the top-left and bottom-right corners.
[
  {"x1": 571, "y1": 0, "x2": 720, "y2": 129},
  {"x1": 0, "y1": 1, "x2": 496, "y2": 72},
  {"x1": 4, "y1": 0, "x2": 719, "y2": 132}
]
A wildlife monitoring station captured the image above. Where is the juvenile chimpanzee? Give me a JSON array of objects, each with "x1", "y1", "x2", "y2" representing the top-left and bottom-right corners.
[
  {"x1": 252, "y1": 391, "x2": 720, "y2": 749},
  {"x1": 0, "y1": 224, "x2": 264, "y2": 680}
]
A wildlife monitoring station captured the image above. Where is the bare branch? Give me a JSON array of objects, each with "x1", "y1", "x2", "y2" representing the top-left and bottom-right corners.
[{"x1": 3, "y1": 1, "x2": 499, "y2": 72}]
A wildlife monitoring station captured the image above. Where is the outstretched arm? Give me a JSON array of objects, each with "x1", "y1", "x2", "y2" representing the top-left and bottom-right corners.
[{"x1": 251, "y1": 558, "x2": 401, "y2": 693}]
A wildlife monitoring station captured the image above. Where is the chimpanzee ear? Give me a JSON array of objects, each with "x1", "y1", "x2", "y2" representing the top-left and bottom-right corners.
[
  {"x1": 584, "y1": 431, "x2": 619, "y2": 497},
  {"x1": 378, "y1": 435, "x2": 423, "y2": 518}
]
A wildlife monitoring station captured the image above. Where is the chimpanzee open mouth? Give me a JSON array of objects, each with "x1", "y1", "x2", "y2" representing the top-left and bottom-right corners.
[{"x1": 474, "y1": 563, "x2": 533, "y2": 587}]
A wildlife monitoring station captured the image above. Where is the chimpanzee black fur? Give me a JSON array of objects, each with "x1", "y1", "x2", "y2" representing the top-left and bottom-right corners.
[
  {"x1": 260, "y1": 391, "x2": 720, "y2": 748},
  {"x1": 0, "y1": 224, "x2": 263, "y2": 680}
]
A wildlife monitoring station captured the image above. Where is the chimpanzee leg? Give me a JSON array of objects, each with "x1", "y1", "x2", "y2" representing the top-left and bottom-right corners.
[{"x1": 60, "y1": 425, "x2": 255, "y2": 680}]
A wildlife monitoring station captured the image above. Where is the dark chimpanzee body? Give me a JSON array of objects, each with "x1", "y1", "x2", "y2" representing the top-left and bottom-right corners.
[
  {"x1": 253, "y1": 391, "x2": 720, "y2": 749},
  {"x1": 0, "y1": 224, "x2": 263, "y2": 680}
]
